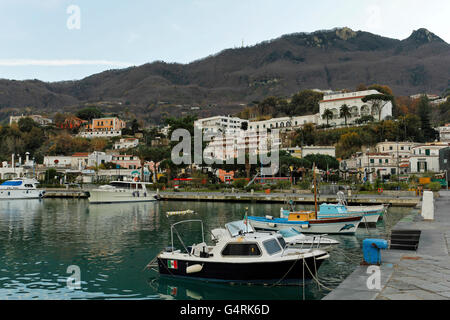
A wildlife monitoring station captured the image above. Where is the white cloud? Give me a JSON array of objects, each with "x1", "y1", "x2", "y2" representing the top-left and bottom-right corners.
[{"x1": 0, "y1": 59, "x2": 135, "y2": 67}]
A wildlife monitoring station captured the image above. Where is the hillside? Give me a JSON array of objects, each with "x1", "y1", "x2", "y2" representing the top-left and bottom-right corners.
[{"x1": 0, "y1": 27, "x2": 449, "y2": 124}]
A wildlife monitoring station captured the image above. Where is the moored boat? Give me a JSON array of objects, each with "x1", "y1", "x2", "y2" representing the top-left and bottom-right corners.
[
  {"x1": 0, "y1": 178, "x2": 45, "y2": 200},
  {"x1": 248, "y1": 213, "x2": 362, "y2": 234},
  {"x1": 151, "y1": 220, "x2": 330, "y2": 284},
  {"x1": 211, "y1": 220, "x2": 340, "y2": 250},
  {"x1": 88, "y1": 181, "x2": 158, "y2": 203}
]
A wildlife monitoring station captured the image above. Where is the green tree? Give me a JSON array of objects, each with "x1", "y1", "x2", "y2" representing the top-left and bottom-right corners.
[
  {"x1": 76, "y1": 107, "x2": 103, "y2": 121},
  {"x1": 361, "y1": 94, "x2": 394, "y2": 121},
  {"x1": 18, "y1": 117, "x2": 36, "y2": 132},
  {"x1": 417, "y1": 95, "x2": 438, "y2": 141},
  {"x1": 289, "y1": 90, "x2": 324, "y2": 115},
  {"x1": 339, "y1": 104, "x2": 351, "y2": 126},
  {"x1": 322, "y1": 109, "x2": 333, "y2": 126}
]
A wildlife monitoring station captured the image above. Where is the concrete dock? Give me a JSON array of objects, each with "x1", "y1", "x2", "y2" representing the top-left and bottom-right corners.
[
  {"x1": 44, "y1": 189, "x2": 89, "y2": 199},
  {"x1": 323, "y1": 191, "x2": 450, "y2": 300},
  {"x1": 159, "y1": 191, "x2": 419, "y2": 207}
]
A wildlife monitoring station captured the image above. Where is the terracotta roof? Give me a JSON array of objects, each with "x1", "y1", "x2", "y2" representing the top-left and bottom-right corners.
[{"x1": 72, "y1": 153, "x2": 89, "y2": 157}]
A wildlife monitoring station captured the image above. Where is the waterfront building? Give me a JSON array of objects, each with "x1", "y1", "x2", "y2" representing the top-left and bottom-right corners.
[
  {"x1": 375, "y1": 141, "x2": 418, "y2": 173},
  {"x1": 111, "y1": 155, "x2": 141, "y2": 169},
  {"x1": 87, "y1": 151, "x2": 113, "y2": 167},
  {"x1": 437, "y1": 124, "x2": 450, "y2": 142},
  {"x1": 43, "y1": 156, "x2": 73, "y2": 168},
  {"x1": 281, "y1": 146, "x2": 336, "y2": 158},
  {"x1": 410, "y1": 143, "x2": 450, "y2": 173},
  {"x1": 319, "y1": 89, "x2": 393, "y2": 126}
]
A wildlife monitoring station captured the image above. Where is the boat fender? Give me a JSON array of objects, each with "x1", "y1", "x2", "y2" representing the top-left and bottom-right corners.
[
  {"x1": 186, "y1": 264, "x2": 203, "y2": 274},
  {"x1": 265, "y1": 215, "x2": 273, "y2": 220},
  {"x1": 268, "y1": 223, "x2": 277, "y2": 228},
  {"x1": 301, "y1": 224, "x2": 309, "y2": 229}
]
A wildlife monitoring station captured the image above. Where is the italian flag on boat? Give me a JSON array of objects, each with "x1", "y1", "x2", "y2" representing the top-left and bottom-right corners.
[{"x1": 167, "y1": 260, "x2": 178, "y2": 269}]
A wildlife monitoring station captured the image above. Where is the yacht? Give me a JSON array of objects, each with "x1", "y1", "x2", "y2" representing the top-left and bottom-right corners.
[
  {"x1": 0, "y1": 178, "x2": 45, "y2": 200},
  {"x1": 88, "y1": 181, "x2": 158, "y2": 203},
  {"x1": 150, "y1": 220, "x2": 329, "y2": 284}
]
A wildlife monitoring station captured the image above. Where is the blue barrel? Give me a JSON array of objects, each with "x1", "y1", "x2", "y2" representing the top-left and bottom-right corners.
[{"x1": 363, "y1": 239, "x2": 388, "y2": 265}]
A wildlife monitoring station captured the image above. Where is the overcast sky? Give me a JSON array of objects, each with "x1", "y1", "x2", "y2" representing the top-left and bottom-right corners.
[{"x1": 0, "y1": 0, "x2": 449, "y2": 82}]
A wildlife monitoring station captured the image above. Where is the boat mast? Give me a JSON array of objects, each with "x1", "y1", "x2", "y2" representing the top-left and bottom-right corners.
[{"x1": 313, "y1": 163, "x2": 318, "y2": 220}]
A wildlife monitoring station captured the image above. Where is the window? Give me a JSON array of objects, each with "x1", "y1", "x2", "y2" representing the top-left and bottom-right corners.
[
  {"x1": 370, "y1": 159, "x2": 375, "y2": 164},
  {"x1": 425, "y1": 149, "x2": 430, "y2": 156},
  {"x1": 222, "y1": 243, "x2": 261, "y2": 256},
  {"x1": 379, "y1": 159, "x2": 382, "y2": 164},
  {"x1": 263, "y1": 239, "x2": 282, "y2": 255},
  {"x1": 385, "y1": 159, "x2": 388, "y2": 163}
]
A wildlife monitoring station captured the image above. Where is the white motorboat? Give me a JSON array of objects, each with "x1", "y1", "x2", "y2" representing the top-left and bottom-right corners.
[
  {"x1": 150, "y1": 219, "x2": 329, "y2": 284},
  {"x1": 0, "y1": 178, "x2": 45, "y2": 200},
  {"x1": 211, "y1": 220, "x2": 339, "y2": 251},
  {"x1": 88, "y1": 181, "x2": 158, "y2": 203}
]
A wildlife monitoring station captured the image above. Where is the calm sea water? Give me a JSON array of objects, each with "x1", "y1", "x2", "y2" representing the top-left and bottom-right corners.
[{"x1": 0, "y1": 199, "x2": 414, "y2": 300}]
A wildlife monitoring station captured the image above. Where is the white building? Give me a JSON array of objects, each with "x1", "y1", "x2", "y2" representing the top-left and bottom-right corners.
[
  {"x1": 248, "y1": 114, "x2": 319, "y2": 131},
  {"x1": 78, "y1": 130, "x2": 122, "y2": 138},
  {"x1": 114, "y1": 138, "x2": 139, "y2": 150},
  {"x1": 437, "y1": 124, "x2": 450, "y2": 142},
  {"x1": 43, "y1": 156, "x2": 73, "y2": 168},
  {"x1": 194, "y1": 115, "x2": 248, "y2": 134},
  {"x1": 204, "y1": 130, "x2": 280, "y2": 162},
  {"x1": 87, "y1": 151, "x2": 113, "y2": 167},
  {"x1": 375, "y1": 141, "x2": 418, "y2": 173},
  {"x1": 10, "y1": 114, "x2": 53, "y2": 126},
  {"x1": 410, "y1": 143, "x2": 450, "y2": 173},
  {"x1": 319, "y1": 90, "x2": 393, "y2": 126}
]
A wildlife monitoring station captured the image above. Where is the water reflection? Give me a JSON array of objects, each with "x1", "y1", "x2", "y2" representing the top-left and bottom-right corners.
[{"x1": 0, "y1": 199, "x2": 414, "y2": 300}]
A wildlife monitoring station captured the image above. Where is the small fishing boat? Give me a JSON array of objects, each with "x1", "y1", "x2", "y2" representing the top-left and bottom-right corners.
[
  {"x1": 211, "y1": 220, "x2": 339, "y2": 250},
  {"x1": 248, "y1": 164, "x2": 362, "y2": 234},
  {"x1": 0, "y1": 178, "x2": 45, "y2": 200},
  {"x1": 248, "y1": 213, "x2": 362, "y2": 234},
  {"x1": 149, "y1": 219, "x2": 329, "y2": 284},
  {"x1": 166, "y1": 209, "x2": 196, "y2": 216}
]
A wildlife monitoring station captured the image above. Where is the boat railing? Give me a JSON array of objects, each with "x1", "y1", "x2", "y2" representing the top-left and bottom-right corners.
[{"x1": 170, "y1": 220, "x2": 205, "y2": 256}]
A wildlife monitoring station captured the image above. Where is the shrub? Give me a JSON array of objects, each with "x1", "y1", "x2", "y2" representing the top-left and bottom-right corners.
[
  {"x1": 427, "y1": 182, "x2": 442, "y2": 192},
  {"x1": 232, "y1": 179, "x2": 247, "y2": 189}
]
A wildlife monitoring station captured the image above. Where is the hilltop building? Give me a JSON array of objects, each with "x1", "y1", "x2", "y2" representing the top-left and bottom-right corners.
[
  {"x1": 78, "y1": 117, "x2": 126, "y2": 138},
  {"x1": 10, "y1": 114, "x2": 53, "y2": 126},
  {"x1": 319, "y1": 89, "x2": 393, "y2": 126}
]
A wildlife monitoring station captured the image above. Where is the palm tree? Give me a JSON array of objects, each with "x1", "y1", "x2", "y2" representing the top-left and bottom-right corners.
[
  {"x1": 340, "y1": 104, "x2": 351, "y2": 126},
  {"x1": 322, "y1": 109, "x2": 333, "y2": 126}
]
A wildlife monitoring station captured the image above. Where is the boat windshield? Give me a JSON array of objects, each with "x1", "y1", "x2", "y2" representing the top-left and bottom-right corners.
[
  {"x1": 1, "y1": 181, "x2": 22, "y2": 186},
  {"x1": 225, "y1": 220, "x2": 255, "y2": 237},
  {"x1": 278, "y1": 228, "x2": 302, "y2": 238}
]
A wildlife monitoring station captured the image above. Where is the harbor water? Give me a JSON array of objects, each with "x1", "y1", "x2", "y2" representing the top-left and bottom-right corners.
[{"x1": 0, "y1": 199, "x2": 414, "y2": 300}]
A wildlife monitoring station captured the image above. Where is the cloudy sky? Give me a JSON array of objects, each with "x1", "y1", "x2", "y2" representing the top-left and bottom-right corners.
[{"x1": 0, "y1": 0, "x2": 449, "y2": 82}]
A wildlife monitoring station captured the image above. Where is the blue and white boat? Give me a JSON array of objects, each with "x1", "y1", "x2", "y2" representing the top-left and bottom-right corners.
[
  {"x1": 0, "y1": 178, "x2": 45, "y2": 200},
  {"x1": 248, "y1": 211, "x2": 362, "y2": 235},
  {"x1": 313, "y1": 203, "x2": 384, "y2": 224}
]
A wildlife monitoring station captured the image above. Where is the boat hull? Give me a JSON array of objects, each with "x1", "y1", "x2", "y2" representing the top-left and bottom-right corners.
[
  {"x1": 88, "y1": 190, "x2": 157, "y2": 203},
  {"x1": 249, "y1": 216, "x2": 361, "y2": 234},
  {"x1": 0, "y1": 189, "x2": 44, "y2": 200},
  {"x1": 157, "y1": 254, "x2": 327, "y2": 284},
  {"x1": 318, "y1": 209, "x2": 382, "y2": 224}
]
